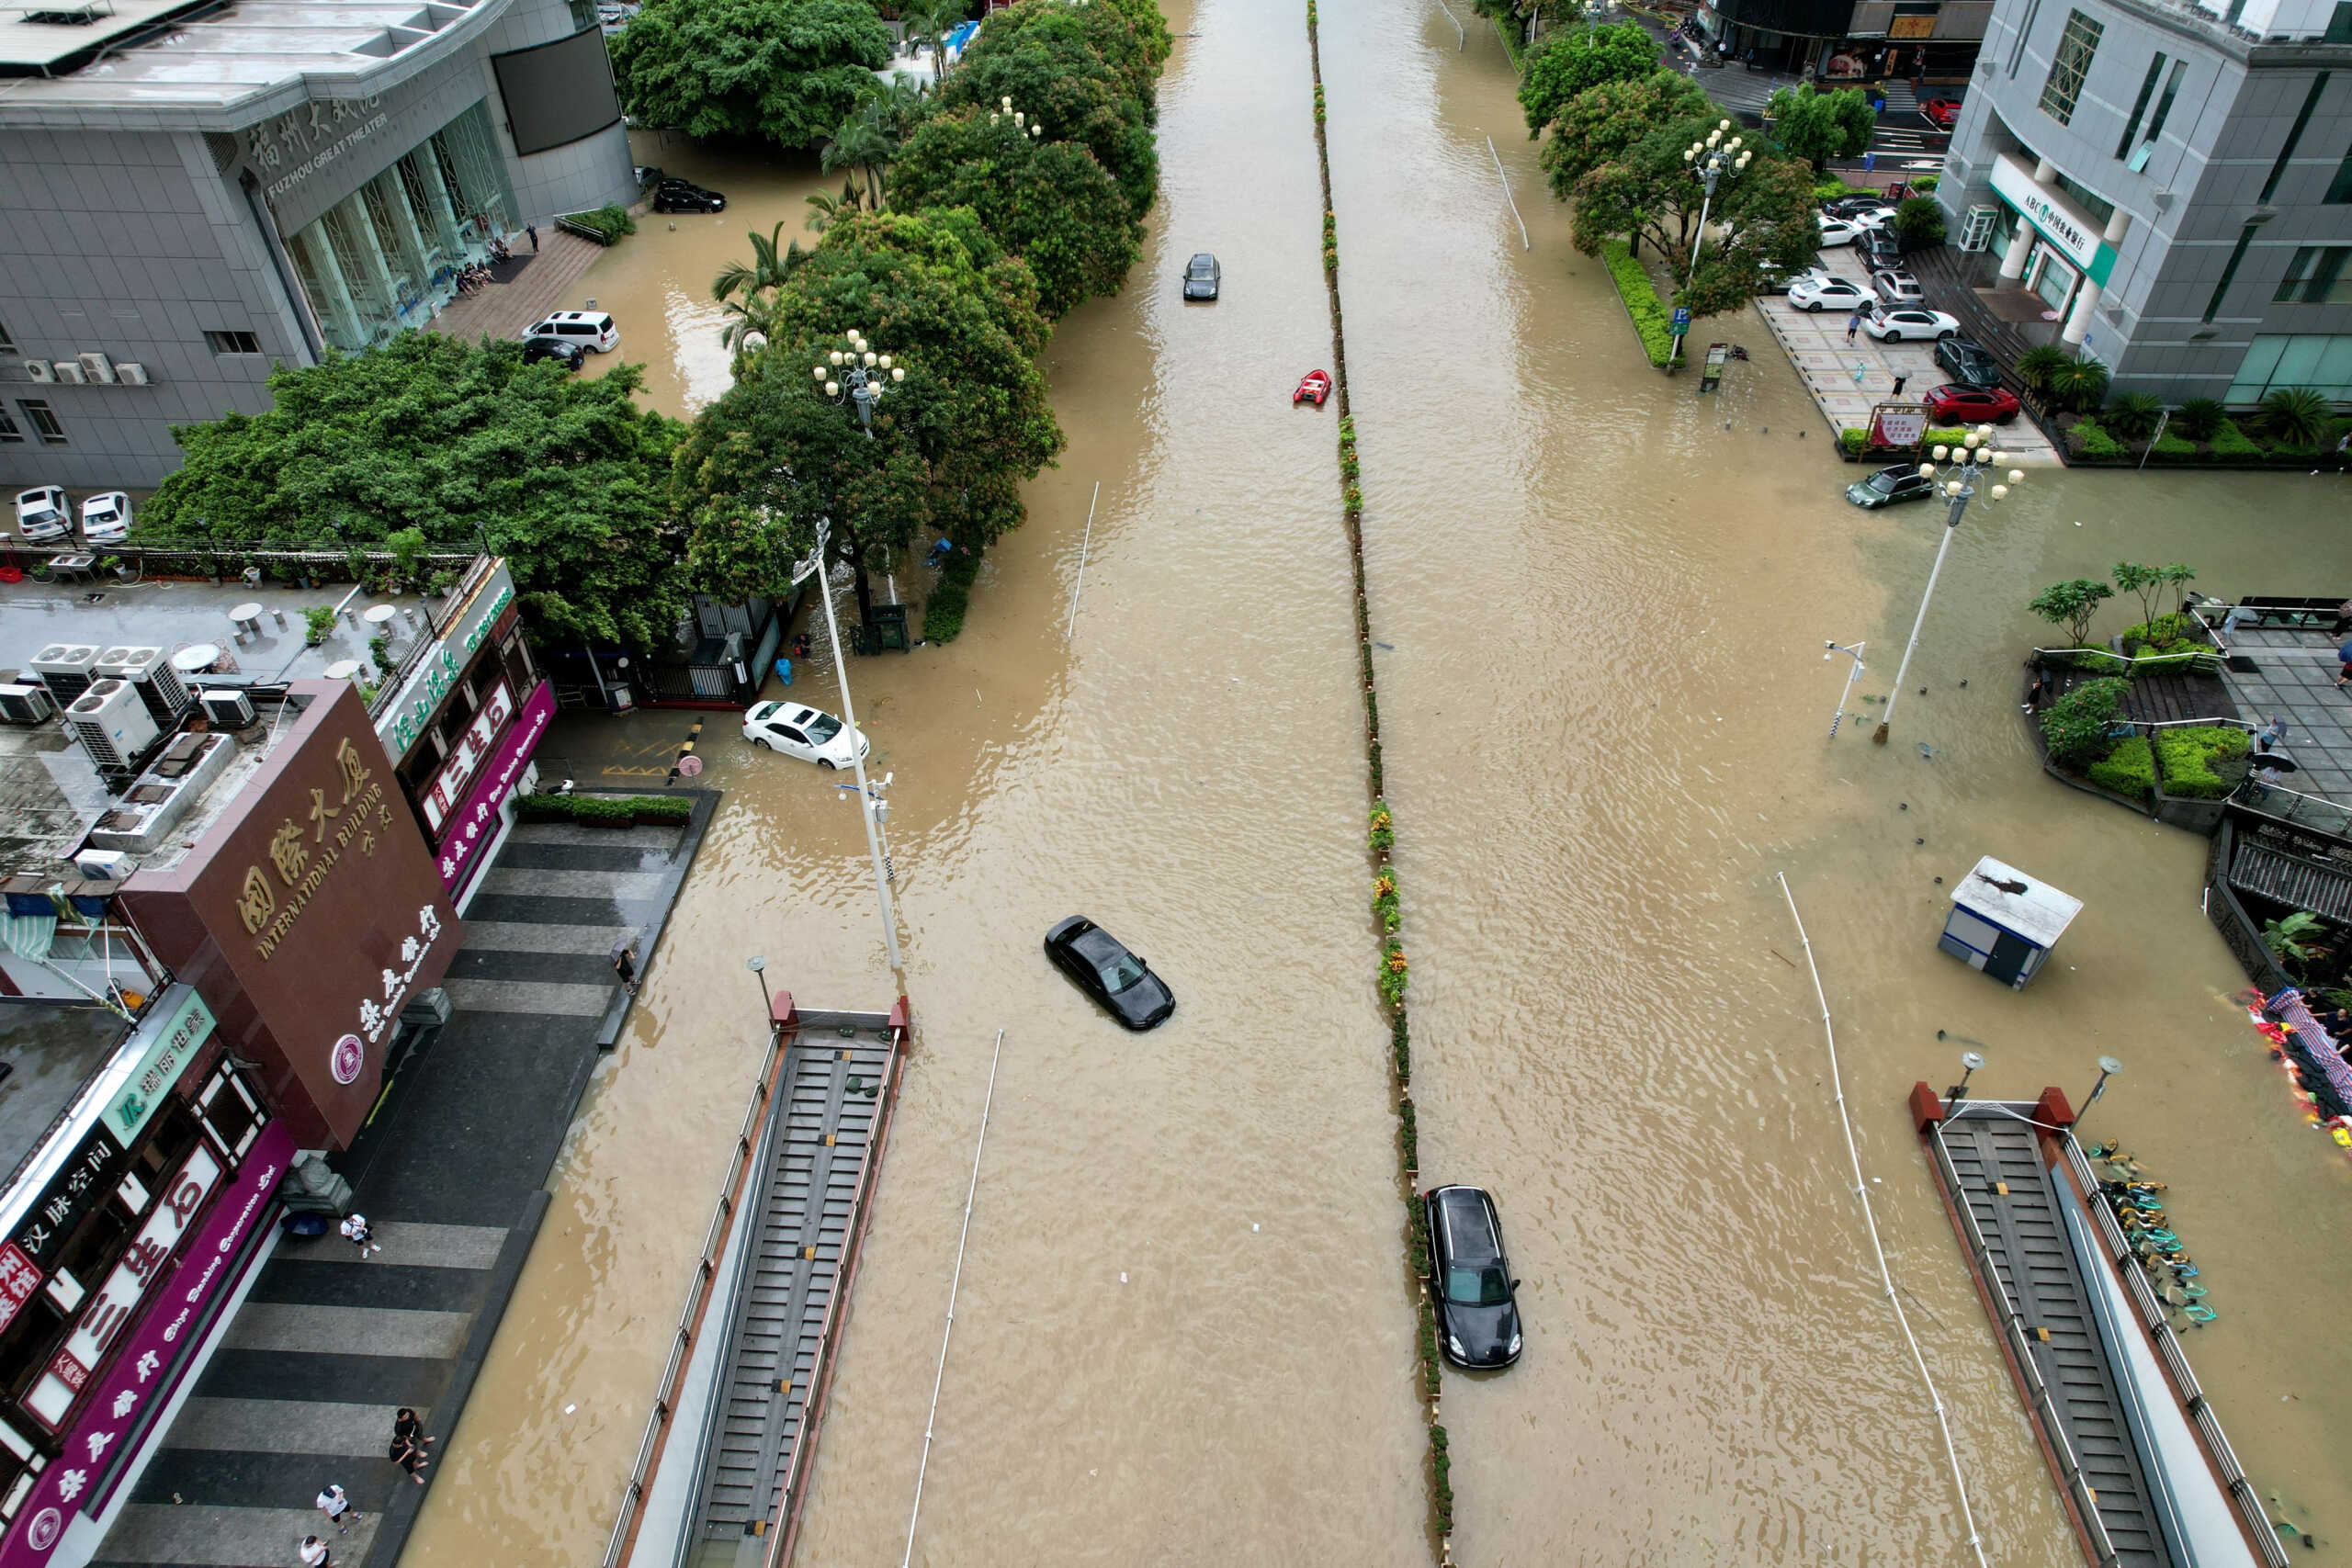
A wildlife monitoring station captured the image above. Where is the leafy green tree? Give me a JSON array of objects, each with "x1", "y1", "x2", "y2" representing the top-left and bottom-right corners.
[
  {"x1": 1762, "y1": 84, "x2": 1873, "y2": 171},
  {"x1": 1538, "y1": 71, "x2": 1717, "y2": 203},
  {"x1": 902, "y1": 0, "x2": 967, "y2": 81},
  {"x1": 891, "y1": 107, "x2": 1140, "y2": 315},
  {"x1": 713, "y1": 222, "x2": 807, "y2": 355},
  {"x1": 2047, "y1": 356, "x2": 2109, "y2": 413},
  {"x1": 822, "y1": 104, "x2": 897, "y2": 209},
  {"x1": 610, "y1": 0, "x2": 892, "y2": 150},
  {"x1": 937, "y1": 33, "x2": 1159, "y2": 219},
  {"x1": 969, "y1": 0, "x2": 1164, "y2": 117},
  {"x1": 2259, "y1": 386, "x2": 2335, "y2": 447},
  {"x1": 140, "y1": 334, "x2": 687, "y2": 649},
  {"x1": 1893, "y1": 195, "x2": 1946, "y2": 244},
  {"x1": 2039, "y1": 676, "x2": 2127, "y2": 767},
  {"x1": 1518, "y1": 21, "x2": 1659, "y2": 137},
  {"x1": 2111, "y1": 560, "x2": 2165, "y2": 623},
  {"x1": 2027, "y1": 578, "x2": 2115, "y2": 646},
  {"x1": 680, "y1": 209, "x2": 1065, "y2": 614},
  {"x1": 1569, "y1": 118, "x2": 1818, "y2": 318}
]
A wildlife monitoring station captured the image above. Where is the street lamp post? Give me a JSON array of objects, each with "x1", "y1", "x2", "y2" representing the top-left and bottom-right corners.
[
  {"x1": 1871, "y1": 430, "x2": 2025, "y2": 744},
  {"x1": 797, "y1": 329, "x2": 912, "y2": 1005},
  {"x1": 1945, "y1": 1049, "x2": 1984, "y2": 1105},
  {"x1": 747, "y1": 954, "x2": 774, "y2": 1025},
  {"x1": 2076, "y1": 1055, "x2": 2123, "y2": 1133},
  {"x1": 1824, "y1": 638, "x2": 1867, "y2": 739},
  {"x1": 1677, "y1": 123, "x2": 1750, "y2": 367}
]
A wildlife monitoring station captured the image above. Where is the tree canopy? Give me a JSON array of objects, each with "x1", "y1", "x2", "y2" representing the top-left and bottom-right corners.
[
  {"x1": 1762, "y1": 84, "x2": 1874, "y2": 171},
  {"x1": 964, "y1": 0, "x2": 1163, "y2": 121},
  {"x1": 139, "y1": 334, "x2": 688, "y2": 649},
  {"x1": 680, "y1": 209, "x2": 1064, "y2": 613},
  {"x1": 1518, "y1": 21, "x2": 1660, "y2": 138},
  {"x1": 1538, "y1": 71, "x2": 1717, "y2": 201},
  {"x1": 610, "y1": 0, "x2": 893, "y2": 149},
  {"x1": 890, "y1": 107, "x2": 1141, "y2": 316},
  {"x1": 936, "y1": 32, "x2": 1159, "y2": 219},
  {"x1": 1568, "y1": 114, "x2": 1819, "y2": 318}
]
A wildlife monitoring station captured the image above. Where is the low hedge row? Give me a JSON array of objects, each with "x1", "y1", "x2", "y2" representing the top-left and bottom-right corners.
[
  {"x1": 515, "y1": 792, "x2": 692, "y2": 826},
  {"x1": 560, "y1": 205, "x2": 636, "y2": 245},
  {"x1": 1600, "y1": 239, "x2": 1673, "y2": 368},
  {"x1": 2085, "y1": 736, "x2": 2154, "y2": 801},
  {"x1": 2154, "y1": 726, "x2": 2249, "y2": 798}
]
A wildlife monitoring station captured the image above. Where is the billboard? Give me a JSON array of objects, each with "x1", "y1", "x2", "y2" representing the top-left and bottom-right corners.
[{"x1": 122, "y1": 684, "x2": 458, "y2": 1148}]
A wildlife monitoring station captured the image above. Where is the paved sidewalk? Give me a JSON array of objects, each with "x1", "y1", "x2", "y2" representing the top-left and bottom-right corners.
[
  {"x1": 1749, "y1": 247, "x2": 2064, "y2": 465},
  {"x1": 2219, "y1": 626, "x2": 2352, "y2": 805},
  {"x1": 92, "y1": 795, "x2": 718, "y2": 1568}
]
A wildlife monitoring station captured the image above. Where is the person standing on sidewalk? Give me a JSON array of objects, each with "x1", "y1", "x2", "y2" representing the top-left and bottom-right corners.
[
  {"x1": 1890, "y1": 372, "x2": 1908, "y2": 397},
  {"x1": 1846, "y1": 311, "x2": 1862, "y2": 344},
  {"x1": 526, "y1": 222, "x2": 539, "y2": 253},
  {"x1": 314, "y1": 1483, "x2": 357, "y2": 1535},
  {"x1": 613, "y1": 943, "x2": 639, "y2": 996},
  {"x1": 299, "y1": 1536, "x2": 333, "y2": 1567},
  {"x1": 390, "y1": 1408, "x2": 435, "y2": 1483}
]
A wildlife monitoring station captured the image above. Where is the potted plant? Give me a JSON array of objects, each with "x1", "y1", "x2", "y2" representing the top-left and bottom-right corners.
[{"x1": 303, "y1": 605, "x2": 339, "y2": 646}]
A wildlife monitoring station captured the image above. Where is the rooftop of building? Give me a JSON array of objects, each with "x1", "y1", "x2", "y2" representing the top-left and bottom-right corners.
[
  {"x1": 0, "y1": 999, "x2": 130, "y2": 1190},
  {"x1": 0, "y1": 0, "x2": 502, "y2": 118},
  {"x1": 0, "y1": 570, "x2": 438, "y2": 878}
]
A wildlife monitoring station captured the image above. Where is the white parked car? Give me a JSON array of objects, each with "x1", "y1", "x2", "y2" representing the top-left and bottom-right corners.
[
  {"x1": 1871, "y1": 269, "x2": 1925, "y2": 305},
  {"x1": 79, "y1": 491, "x2": 131, "y2": 544},
  {"x1": 13, "y1": 486, "x2": 69, "y2": 543},
  {"x1": 523, "y1": 310, "x2": 618, "y2": 354},
  {"x1": 1815, "y1": 214, "x2": 1866, "y2": 247},
  {"x1": 741, "y1": 701, "x2": 871, "y2": 769},
  {"x1": 1862, "y1": 306, "x2": 1961, "y2": 343},
  {"x1": 1788, "y1": 274, "x2": 1872, "y2": 312}
]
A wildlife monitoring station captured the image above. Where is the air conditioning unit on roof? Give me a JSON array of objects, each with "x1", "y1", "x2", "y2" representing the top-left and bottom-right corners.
[
  {"x1": 50, "y1": 361, "x2": 84, "y2": 385},
  {"x1": 115, "y1": 364, "x2": 148, "y2": 386},
  {"x1": 24, "y1": 361, "x2": 52, "y2": 384},
  {"x1": 76, "y1": 354, "x2": 114, "y2": 385}
]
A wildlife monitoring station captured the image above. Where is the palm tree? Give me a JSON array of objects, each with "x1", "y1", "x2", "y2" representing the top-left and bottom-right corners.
[
  {"x1": 903, "y1": 0, "x2": 961, "y2": 80},
  {"x1": 822, "y1": 110, "x2": 895, "y2": 210},
  {"x1": 712, "y1": 222, "x2": 801, "y2": 355}
]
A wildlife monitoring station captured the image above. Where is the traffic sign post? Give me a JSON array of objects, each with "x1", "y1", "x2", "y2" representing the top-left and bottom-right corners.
[{"x1": 1668, "y1": 307, "x2": 1691, "y2": 337}]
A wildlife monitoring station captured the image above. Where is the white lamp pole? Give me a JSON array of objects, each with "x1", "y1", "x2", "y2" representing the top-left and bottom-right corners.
[
  {"x1": 1677, "y1": 124, "x2": 1750, "y2": 367},
  {"x1": 1872, "y1": 430, "x2": 2023, "y2": 744}
]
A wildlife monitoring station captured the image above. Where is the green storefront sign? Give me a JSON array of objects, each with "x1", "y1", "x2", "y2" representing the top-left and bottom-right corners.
[{"x1": 106, "y1": 987, "x2": 217, "y2": 1145}]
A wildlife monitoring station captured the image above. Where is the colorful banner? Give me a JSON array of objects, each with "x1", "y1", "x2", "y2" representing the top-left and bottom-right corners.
[
  {"x1": 436, "y1": 678, "x2": 553, "y2": 896},
  {"x1": 101, "y1": 988, "x2": 214, "y2": 1149},
  {"x1": 0, "y1": 1122, "x2": 291, "y2": 1568}
]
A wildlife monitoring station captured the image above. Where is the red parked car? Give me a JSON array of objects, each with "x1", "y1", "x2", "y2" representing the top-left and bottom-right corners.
[
  {"x1": 1922, "y1": 382, "x2": 2020, "y2": 423},
  {"x1": 1294, "y1": 369, "x2": 1334, "y2": 406},
  {"x1": 1920, "y1": 97, "x2": 1962, "y2": 129}
]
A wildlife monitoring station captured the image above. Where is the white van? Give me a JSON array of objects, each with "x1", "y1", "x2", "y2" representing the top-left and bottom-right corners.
[{"x1": 522, "y1": 311, "x2": 618, "y2": 354}]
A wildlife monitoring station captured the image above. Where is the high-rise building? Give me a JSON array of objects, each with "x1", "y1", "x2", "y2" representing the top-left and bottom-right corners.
[
  {"x1": 0, "y1": 0, "x2": 637, "y2": 487},
  {"x1": 1936, "y1": 0, "x2": 2352, "y2": 404}
]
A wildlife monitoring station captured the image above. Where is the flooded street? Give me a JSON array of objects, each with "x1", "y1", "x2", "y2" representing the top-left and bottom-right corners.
[{"x1": 406, "y1": 2, "x2": 2352, "y2": 1564}]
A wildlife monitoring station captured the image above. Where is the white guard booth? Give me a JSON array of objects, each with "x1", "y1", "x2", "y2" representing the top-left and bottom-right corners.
[{"x1": 1939, "y1": 855, "x2": 2083, "y2": 989}]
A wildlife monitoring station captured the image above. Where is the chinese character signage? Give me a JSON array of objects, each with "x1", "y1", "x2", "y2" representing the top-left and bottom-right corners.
[
  {"x1": 1869, "y1": 405, "x2": 1929, "y2": 450},
  {"x1": 375, "y1": 564, "x2": 516, "y2": 761},
  {"x1": 120, "y1": 684, "x2": 458, "y2": 1150},
  {"x1": 100, "y1": 987, "x2": 214, "y2": 1149},
  {"x1": 1989, "y1": 153, "x2": 2117, "y2": 287},
  {"x1": 0, "y1": 1246, "x2": 40, "y2": 1337},
  {"x1": 437, "y1": 680, "x2": 554, "y2": 897},
  {"x1": 12, "y1": 1128, "x2": 128, "y2": 1272},
  {"x1": 422, "y1": 680, "x2": 515, "y2": 833},
  {"x1": 0, "y1": 1124, "x2": 288, "y2": 1568}
]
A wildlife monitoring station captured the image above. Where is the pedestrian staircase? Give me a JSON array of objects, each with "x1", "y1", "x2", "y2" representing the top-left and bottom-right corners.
[
  {"x1": 1932, "y1": 1107, "x2": 2172, "y2": 1568},
  {"x1": 686, "y1": 1027, "x2": 898, "y2": 1551}
]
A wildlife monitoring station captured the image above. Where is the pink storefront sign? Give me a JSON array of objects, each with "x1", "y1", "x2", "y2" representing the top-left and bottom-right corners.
[
  {"x1": 435, "y1": 678, "x2": 553, "y2": 897},
  {"x1": 0, "y1": 1121, "x2": 292, "y2": 1568}
]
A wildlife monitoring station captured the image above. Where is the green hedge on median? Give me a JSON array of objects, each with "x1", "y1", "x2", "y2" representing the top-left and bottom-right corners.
[
  {"x1": 1600, "y1": 239, "x2": 1673, "y2": 368},
  {"x1": 516, "y1": 792, "x2": 692, "y2": 825}
]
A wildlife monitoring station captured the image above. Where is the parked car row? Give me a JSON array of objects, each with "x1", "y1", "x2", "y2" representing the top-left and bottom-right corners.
[{"x1": 11, "y1": 484, "x2": 131, "y2": 546}]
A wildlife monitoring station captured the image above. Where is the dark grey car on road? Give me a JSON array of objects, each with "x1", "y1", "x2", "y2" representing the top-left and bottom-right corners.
[
  {"x1": 1423, "y1": 1184, "x2": 1522, "y2": 1369},
  {"x1": 1182, "y1": 253, "x2": 1220, "y2": 300}
]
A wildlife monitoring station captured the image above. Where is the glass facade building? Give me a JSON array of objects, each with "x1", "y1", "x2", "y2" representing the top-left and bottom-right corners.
[{"x1": 282, "y1": 103, "x2": 519, "y2": 352}]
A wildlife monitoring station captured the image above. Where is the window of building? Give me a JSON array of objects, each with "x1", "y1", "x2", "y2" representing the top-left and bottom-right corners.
[
  {"x1": 2051, "y1": 171, "x2": 2116, "y2": 227},
  {"x1": 2116, "y1": 54, "x2": 2166, "y2": 159},
  {"x1": 2228, "y1": 334, "x2": 2352, "y2": 402},
  {"x1": 2328, "y1": 143, "x2": 2352, "y2": 203},
  {"x1": 2329, "y1": 1, "x2": 2352, "y2": 42},
  {"x1": 2276, "y1": 246, "x2": 2352, "y2": 303},
  {"x1": 2205, "y1": 224, "x2": 2258, "y2": 321},
  {"x1": 2039, "y1": 10, "x2": 2101, "y2": 125},
  {"x1": 0, "y1": 320, "x2": 14, "y2": 355},
  {"x1": 2262, "y1": 73, "x2": 2332, "y2": 202},
  {"x1": 196, "y1": 1066, "x2": 262, "y2": 1162},
  {"x1": 2135, "y1": 60, "x2": 2187, "y2": 167},
  {"x1": 15, "y1": 402, "x2": 62, "y2": 446},
  {"x1": 203, "y1": 330, "x2": 263, "y2": 355},
  {"x1": 0, "y1": 408, "x2": 19, "y2": 445}
]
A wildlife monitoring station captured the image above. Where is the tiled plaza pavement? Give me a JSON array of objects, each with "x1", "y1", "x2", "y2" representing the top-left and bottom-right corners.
[
  {"x1": 2218, "y1": 626, "x2": 2352, "y2": 805},
  {"x1": 1748, "y1": 247, "x2": 2064, "y2": 466},
  {"x1": 92, "y1": 796, "x2": 716, "y2": 1568}
]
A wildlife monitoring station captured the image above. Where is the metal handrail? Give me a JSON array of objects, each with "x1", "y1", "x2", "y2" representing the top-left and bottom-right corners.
[
  {"x1": 2230, "y1": 775, "x2": 2352, "y2": 839},
  {"x1": 2028, "y1": 645, "x2": 2226, "y2": 679},
  {"x1": 599, "y1": 1026, "x2": 790, "y2": 1568},
  {"x1": 365, "y1": 553, "x2": 496, "y2": 716}
]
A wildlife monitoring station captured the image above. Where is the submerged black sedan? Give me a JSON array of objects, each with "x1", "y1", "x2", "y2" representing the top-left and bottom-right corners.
[
  {"x1": 1044, "y1": 916, "x2": 1175, "y2": 1030},
  {"x1": 1423, "y1": 1184, "x2": 1523, "y2": 1369}
]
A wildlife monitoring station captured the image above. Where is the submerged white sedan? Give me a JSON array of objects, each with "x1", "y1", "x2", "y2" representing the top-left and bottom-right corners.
[{"x1": 741, "y1": 701, "x2": 871, "y2": 769}]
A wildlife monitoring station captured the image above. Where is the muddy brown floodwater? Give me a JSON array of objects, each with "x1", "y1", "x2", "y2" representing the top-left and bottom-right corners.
[{"x1": 404, "y1": 2, "x2": 2352, "y2": 1564}]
